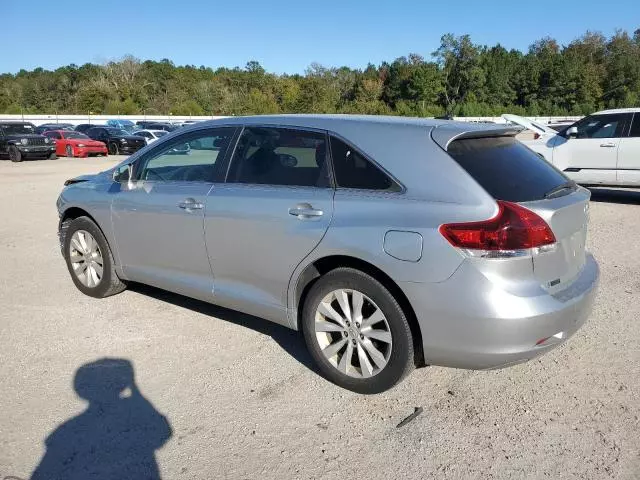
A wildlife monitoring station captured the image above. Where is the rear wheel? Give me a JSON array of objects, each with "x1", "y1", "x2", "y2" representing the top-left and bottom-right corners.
[
  {"x1": 66, "y1": 145, "x2": 73, "y2": 157},
  {"x1": 63, "y1": 216, "x2": 127, "y2": 298},
  {"x1": 301, "y1": 268, "x2": 414, "y2": 394},
  {"x1": 9, "y1": 146, "x2": 22, "y2": 162}
]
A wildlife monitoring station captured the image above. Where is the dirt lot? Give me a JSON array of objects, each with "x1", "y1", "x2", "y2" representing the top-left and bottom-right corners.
[{"x1": 0, "y1": 156, "x2": 638, "y2": 479}]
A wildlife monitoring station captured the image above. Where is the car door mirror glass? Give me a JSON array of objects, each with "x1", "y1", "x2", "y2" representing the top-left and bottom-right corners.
[
  {"x1": 113, "y1": 164, "x2": 132, "y2": 183},
  {"x1": 565, "y1": 126, "x2": 578, "y2": 138}
]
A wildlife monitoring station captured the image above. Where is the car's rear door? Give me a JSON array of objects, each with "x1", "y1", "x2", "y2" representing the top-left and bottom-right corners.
[
  {"x1": 204, "y1": 126, "x2": 334, "y2": 325},
  {"x1": 111, "y1": 126, "x2": 237, "y2": 302},
  {"x1": 616, "y1": 113, "x2": 640, "y2": 186}
]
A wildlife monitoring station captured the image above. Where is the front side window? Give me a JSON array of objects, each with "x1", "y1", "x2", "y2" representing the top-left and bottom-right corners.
[
  {"x1": 227, "y1": 127, "x2": 330, "y2": 188},
  {"x1": 136, "y1": 127, "x2": 234, "y2": 183},
  {"x1": 330, "y1": 136, "x2": 400, "y2": 191},
  {"x1": 571, "y1": 113, "x2": 630, "y2": 139}
]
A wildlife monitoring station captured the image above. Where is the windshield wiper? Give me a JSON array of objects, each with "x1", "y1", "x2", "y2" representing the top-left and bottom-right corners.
[{"x1": 544, "y1": 180, "x2": 577, "y2": 199}]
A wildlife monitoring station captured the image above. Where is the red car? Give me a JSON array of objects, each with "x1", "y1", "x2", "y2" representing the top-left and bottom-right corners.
[{"x1": 43, "y1": 130, "x2": 108, "y2": 158}]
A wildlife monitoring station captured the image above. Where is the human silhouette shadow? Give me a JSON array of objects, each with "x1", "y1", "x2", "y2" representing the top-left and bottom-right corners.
[{"x1": 31, "y1": 358, "x2": 172, "y2": 480}]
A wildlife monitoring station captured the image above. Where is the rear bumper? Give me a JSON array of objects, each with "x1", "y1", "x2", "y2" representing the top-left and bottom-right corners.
[{"x1": 401, "y1": 253, "x2": 599, "y2": 370}]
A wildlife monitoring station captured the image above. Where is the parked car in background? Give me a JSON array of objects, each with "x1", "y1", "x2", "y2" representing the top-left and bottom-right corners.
[
  {"x1": 85, "y1": 127, "x2": 146, "y2": 155},
  {"x1": 132, "y1": 129, "x2": 169, "y2": 145},
  {"x1": 142, "y1": 122, "x2": 180, "y2": 132},
  {"x1": 44, "y1": 130, "x2": 108, "y2": 158},
  {"x1": 0, "y1": 121, "x2": 56, "y2": 162},
  {"x1": 505, "y1": 108, "x2": 640, "y2": 187},
  {"x1": 56, "y1": 115, "x2": 598, "y2": 393},
  {"x1": 75, "y1": 124, "x2": 101, "y2": 134},
  {"x1": 106, "y1": 119, "x2": 137, "y2": 133},
  {"x1": 35, "y1": 123, "x2": 75, "y2": 134}
]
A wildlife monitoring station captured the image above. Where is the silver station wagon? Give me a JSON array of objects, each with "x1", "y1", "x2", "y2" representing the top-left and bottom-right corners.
[{"x1": 57, "y1": 115, "x2": 599, "y2": 393}]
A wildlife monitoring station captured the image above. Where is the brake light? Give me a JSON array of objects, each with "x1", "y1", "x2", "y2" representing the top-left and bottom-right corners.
[{"x1": 439, "y1": 201, "x2": 556, "y2": 252}]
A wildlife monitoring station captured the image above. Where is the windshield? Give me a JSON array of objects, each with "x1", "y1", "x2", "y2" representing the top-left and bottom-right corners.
[
  {"x1": 105, "y1": 128, "x2": 129, "y2": 136},
  {"x1": 64, "y1": 132, "x2": 89, "y2": 139},
  {"x1": 1, "y1": 123, "x2": 36, "y2": 135}
]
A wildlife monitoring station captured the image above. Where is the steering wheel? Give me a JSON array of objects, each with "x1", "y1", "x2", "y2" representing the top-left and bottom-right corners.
[
  {"x1": 183, "y1": 166, "x2": 209, "y2": 182},
  {"x1": 145, "y1": 169, "x2": 166, "y2": 181}
]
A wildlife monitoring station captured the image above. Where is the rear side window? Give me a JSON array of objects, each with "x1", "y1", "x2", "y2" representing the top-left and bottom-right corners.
[
  {"x1": 447, "y1": 136, "x2": 569, "y2": 202},
  {"x1": 330, "y1": 136, "x2": 400, "y2": 191},
  {"x1": 227, "y1": 127, "x2": 330, "y2": 188},
  {"x1": 629, "y1": 114, "x2": 640, "y2": 138}
]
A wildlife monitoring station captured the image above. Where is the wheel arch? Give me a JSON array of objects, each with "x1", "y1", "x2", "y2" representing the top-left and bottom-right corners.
[
  {"x1": 59, "y1": 207, "x2": 105, "y2": 252},
  {"x1": 294, "y1": 255, "x2": 425, "y2": 367}
]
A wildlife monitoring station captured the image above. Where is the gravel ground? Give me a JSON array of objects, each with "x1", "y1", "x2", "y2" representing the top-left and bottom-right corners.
[{"x1": 0, "y1": 156, "x2": 638, "y2": 479}]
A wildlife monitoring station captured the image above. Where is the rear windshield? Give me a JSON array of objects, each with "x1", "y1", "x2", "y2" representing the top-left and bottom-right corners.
[{"x1": 447, "y1": 136, "x2": 569, "y2": 202}]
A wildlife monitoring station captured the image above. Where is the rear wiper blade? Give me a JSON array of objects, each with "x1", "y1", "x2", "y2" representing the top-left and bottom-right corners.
[{"x1": 544, "y1": 181, "x2": 577, "y2": 199}]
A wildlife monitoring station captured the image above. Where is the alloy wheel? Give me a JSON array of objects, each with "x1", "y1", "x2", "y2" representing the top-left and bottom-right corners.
[
  {"x1": 314, "y1": 289, "x2": 392, "y2": 378},
  {"x1": 69, "y1": 230, "x2": 104, "y2": 288}
]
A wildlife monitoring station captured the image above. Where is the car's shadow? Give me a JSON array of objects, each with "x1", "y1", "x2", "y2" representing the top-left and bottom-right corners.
[
  {"x1": 588, "y1": 187, "x2": 640, "y2": 205},
  {"x1": 129, "y1": 283, "x2": 316, "y2": 373}
]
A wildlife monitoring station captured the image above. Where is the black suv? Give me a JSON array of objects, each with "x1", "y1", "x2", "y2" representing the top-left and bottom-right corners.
[
  {"x1": 86, "y1": 127, "x2": 146, "y2": 155},
  {"x1": 0, "y1": 122, "x2": 57, "y2": 162}
]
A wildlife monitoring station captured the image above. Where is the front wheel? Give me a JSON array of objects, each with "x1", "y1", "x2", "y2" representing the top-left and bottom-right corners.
[
  {"x1": 63, "y1": 216, "x2": 127, "y2": 298},
  {"x1": 108, "y1": 142, "x2": 119, "y2": 155},
  {"x1": 9, "y1": 146, "x2": 22, "y2": 162},
  {"x1": 301, "y1": 268, "x2": 414, "y2": 394}
]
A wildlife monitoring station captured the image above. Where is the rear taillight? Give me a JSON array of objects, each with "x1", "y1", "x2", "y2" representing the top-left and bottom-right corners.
[{"x1": 439, "y1": 201, "x2": 556, "y2": 254}]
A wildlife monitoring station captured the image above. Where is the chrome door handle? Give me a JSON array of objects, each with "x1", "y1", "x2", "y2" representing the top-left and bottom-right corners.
[
  {"x1": 600, "y1": 142, "x2": 616, "y2": 147},
  {"x1": 178, "y1": 198, "x2": 204, "y2": 210},
  {"x1": 288, "y1": 203, "x2": 323, "y2": 218}
]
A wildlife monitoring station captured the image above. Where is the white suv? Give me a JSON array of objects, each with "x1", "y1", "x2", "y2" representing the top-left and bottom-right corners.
[{"x1": 505, "y1": 109, "x2": 640, "y2": 187}]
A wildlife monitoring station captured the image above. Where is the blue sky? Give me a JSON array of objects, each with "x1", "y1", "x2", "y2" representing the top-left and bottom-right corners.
[{"x1": 3, "y1": 0, "x2": 638, "y2": 74}]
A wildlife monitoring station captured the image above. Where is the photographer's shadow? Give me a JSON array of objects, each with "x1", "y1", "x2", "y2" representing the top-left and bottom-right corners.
[{"x1": 31, "y1": 358, "x2": 172, "y2": 480}]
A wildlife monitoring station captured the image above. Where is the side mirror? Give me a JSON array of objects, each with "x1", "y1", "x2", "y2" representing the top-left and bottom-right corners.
[
  {"x1": 565, "y1": 126, "x2": 578, "y2": 138},
  {"x1": 113, "y1": 163, "x2": 132, "y2": 183}
]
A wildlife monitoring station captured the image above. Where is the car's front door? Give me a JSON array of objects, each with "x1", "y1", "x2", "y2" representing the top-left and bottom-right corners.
[
  {"x1": 204, "y1": 126, "x2": 334, "y2": 325},
  {"x1": 111, "y1": 126, "x2": 237, "y2": 301},
  {"x1": 552, "y1": 113, "x2": 632, "y2": 184}
]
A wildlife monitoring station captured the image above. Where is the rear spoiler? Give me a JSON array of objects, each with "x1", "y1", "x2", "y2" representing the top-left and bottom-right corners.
[{"x1": 431, "y1": 125, "x2": 523, "y2": 150}]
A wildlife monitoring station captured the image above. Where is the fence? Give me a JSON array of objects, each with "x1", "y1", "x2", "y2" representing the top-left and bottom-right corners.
[{"x1": 0, "y1": 113, "x2": 582, "y2": 126}]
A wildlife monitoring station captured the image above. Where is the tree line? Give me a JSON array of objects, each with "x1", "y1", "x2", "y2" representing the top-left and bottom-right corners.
[{"x1": 1, "y1": 29, "x2": 639, "y2": 118}]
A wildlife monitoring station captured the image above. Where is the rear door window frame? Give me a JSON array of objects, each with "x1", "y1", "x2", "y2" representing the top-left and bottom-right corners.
[{"x1": 222, "y1": 125, "x2": 336, "y2": 189}]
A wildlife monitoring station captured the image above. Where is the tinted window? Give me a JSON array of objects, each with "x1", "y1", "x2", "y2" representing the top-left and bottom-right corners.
[
  {"x1": 629, "y1": 114, "x2": 640, "y2": 138},
  {"x1": 330, "y1": 136, "x2": 399, "y2": 191},
  {"x1": 137, "y1": 128, "x2": 234, "y2": 183},
  {"x1": 447, "y1": 136, "x2": 570, "y2": 202},
  {"x1": 571, "y1": 113, "x2": 629, "y2": 139},
  {"x1": 64, "y1": 132, "x2": 89, "y2": 139},
  {"x1": 227, "y1": 127, "x2": 330, "y2": 187}
]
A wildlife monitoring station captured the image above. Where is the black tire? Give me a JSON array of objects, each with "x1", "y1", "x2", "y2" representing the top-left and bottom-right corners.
[
  {"x1": 301, "y1": 268, "x2": 414, "y2": 394},
  {"x1": 48, "y1": 152, "x2": 57, "y2": 160},
  {"x1": 109, "y1": 142, "x2": 119, "y2": 155},
  {"x1": 62, "y1": 216, "x2": 127, "y2": 298},
  {"x1": 66, "y1": 145, "x2": 73, "y2": 157},
  {"x1": 9, "y1": 146, "x2": 22, "y2": 162}
]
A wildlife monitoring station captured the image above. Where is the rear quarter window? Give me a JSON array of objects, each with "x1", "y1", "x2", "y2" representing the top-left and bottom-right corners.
[{"x1": 447, "y1": 136, "x2": 569, "y2": 202}]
